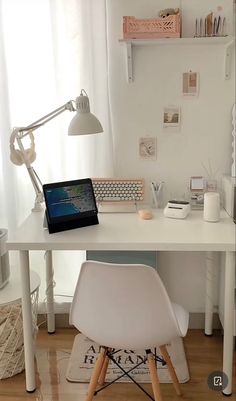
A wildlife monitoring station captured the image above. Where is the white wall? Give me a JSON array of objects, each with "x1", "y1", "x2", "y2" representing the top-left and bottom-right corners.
[{"x1": 106, "y1": 0, "x2": 235, "y2": 312}]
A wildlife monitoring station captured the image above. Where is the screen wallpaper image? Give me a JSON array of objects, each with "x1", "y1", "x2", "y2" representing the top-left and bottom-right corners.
[{"x1": 45, "y1": 184, "x2": 96, "y2": 218}]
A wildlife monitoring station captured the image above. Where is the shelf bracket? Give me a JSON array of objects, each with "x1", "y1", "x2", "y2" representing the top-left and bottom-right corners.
[
  {"x1": 224, "y1": 40, "x2": 234, "y2": 80},
  {"x1": 125, "y1": 42, "x2": 133, "y2": 83}
]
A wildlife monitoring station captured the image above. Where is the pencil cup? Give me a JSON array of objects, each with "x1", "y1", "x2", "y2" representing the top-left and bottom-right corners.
[
  {"x1": 150, "y1": 181, "x2": 164, "y2": 209},
  {"x1": 203, "y1": 192, "x2": 220, "y2": 222}
]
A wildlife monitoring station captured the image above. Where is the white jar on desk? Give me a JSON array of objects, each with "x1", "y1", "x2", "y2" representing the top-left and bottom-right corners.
[{"x1": 203, "y1": 192, "x2": 220, "y2": 222}]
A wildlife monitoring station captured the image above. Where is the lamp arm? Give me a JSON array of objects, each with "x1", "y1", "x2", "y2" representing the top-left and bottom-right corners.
[
  {"x1": 18, "y1": 100, "x2": 75, "y2": 138},
  {"x1": 9, "y1": 90, "x2": 100, "y2": 213},
  {"x1": 10, "y1": 100, "x2": 76, "y2": 212}
]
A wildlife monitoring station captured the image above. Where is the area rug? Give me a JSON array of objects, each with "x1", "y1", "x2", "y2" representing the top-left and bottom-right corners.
[{"x1": 66, "y1": 334, "x2": 190, "y2": 383}]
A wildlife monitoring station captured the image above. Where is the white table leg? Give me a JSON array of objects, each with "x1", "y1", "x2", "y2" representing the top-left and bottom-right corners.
[
  {"x1": 19, "y1": 250, "x2": 36, "y2": 392},
  {"x1": 222, "y1": 251, "x2": 235, "y2": 396},
  {"x1": 45, "y1": 250, "x2": 55, "y2": 334},
  {"x1": 205, "y1": 251, "x2": 215, "y2": 335}
]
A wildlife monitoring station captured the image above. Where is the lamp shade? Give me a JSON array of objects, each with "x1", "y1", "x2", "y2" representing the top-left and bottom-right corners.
[{"x1": 68, "y1": 92, "x2": 103, "y2": 136}]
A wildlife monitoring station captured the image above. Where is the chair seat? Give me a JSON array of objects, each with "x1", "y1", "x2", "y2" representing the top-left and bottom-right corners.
[{"x1": 96, "y1": 302, "x2": 189, "y2": 350}]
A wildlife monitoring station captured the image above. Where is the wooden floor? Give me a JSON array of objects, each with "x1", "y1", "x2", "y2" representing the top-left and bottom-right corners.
[{"x1": 0, "y1": 328, "x2": 235, "y2": 401}]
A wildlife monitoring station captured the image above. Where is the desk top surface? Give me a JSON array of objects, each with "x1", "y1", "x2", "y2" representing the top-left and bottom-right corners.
[{"x1": 6, "y1": 209, "x2": 235, "y2": 252}]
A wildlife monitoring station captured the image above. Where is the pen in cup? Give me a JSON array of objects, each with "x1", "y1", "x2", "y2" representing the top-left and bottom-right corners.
[
  {"x1": 216, "y1": 16, "x2": 221, "y2": 36},
  {"x1": 204, "y1": 18, "x2": 207, "y2": 36},
  {"x1": 222, "y1": 17, "x2": 226, "y2": 36},
  {"x1": 200, "y1": 18, "x2": 203, "y2": 37},
  {"x1": 151, "y1": 182, "x2": 158, "y2": 208},
  {"x1": 213, "y1": 17, "x2": 217, "y2": 36},
  {"x1": 150, "y1": 181, "x2": 164, "y2": 208},
  {"x1": 194, "y1": 18, "x2": 199, "y2": 37}
]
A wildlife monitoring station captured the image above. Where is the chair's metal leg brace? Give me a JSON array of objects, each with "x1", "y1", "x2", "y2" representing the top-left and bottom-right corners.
[
  {"x1": 154, "y1": 348, "x2": 157, "y2": 368},
  {"x1": 106, "y1": 348, "x2": 122, "y2": 356},
  {"x1": 154, "y1": 354, "x2": 166, "y2": 366},
  {"x1": 95, "y1": 356, "x2": 148, "y2": 393},
  {"x1": 95, "y1": 349, "x2": 163, "y2": 401},
  {"x1": 101, "y1": 348, "x2": 166, "y2": 365}
]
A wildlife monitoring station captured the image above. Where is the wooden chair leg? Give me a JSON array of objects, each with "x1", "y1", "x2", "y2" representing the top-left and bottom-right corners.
[
  {"x1": 146, "y1": 351, "x2": 163, "y2": 401},
  {"x1": 85, "y1": 347, "x2": 107, "y2": 401},
  {"x1": 98, "y1": 350, "x2": 110, "y2": 385},
  {"x1": 159, "y1": 345, "x2": 182, "y2": 396},
  {"x1": 98, "y1": 355, "x2": 109, "y2": 385}
]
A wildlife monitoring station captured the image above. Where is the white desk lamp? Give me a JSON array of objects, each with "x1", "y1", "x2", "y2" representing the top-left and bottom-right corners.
[{"x1": 9, "y1": 90, "x2": 103, "y2": 211}]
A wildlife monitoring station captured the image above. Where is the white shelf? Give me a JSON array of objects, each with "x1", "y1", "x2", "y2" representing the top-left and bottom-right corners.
[
  {"x1": 119, "y1": 36, "x2": 235, "y2": 82},
  {"x1": 119, "y1": 36, "x2": 234, "y2": 46}
]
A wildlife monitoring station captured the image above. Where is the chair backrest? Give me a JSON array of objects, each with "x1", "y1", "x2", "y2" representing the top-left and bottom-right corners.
[{"x1": 70, "y1": 260, "x2": 185, "y2": 350}]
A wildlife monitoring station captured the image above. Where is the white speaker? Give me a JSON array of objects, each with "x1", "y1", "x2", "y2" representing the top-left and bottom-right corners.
[
  {"x1": 0, "y1": 229, "x2": 10, "y2": 289},
  {"x1": 203, "y1": 192, "x2": 220, "y2": 222}
]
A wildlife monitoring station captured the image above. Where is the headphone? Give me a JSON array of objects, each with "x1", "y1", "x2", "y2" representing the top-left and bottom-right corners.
[{"x1": 10, "y1": 130, "x2": 36, "y2": 166}]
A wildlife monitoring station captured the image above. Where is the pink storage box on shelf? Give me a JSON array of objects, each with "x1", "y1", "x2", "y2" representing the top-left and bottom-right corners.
[{"x1": 123, "y1": 14, "x2": 181, "y2": 39}]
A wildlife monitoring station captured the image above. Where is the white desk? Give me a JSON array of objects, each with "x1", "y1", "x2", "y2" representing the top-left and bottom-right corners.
[{"x1": 6, "y1": 209, "x2": 235, "y2": 395}]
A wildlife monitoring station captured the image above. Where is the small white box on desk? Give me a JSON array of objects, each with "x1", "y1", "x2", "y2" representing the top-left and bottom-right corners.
[{"x1": 164, "y1": 200, "x2": 190, "y2": 219}]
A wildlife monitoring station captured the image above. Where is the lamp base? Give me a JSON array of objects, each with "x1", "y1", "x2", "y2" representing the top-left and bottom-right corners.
[
  {"x1": 32, "y1": 204, "x2": 43, "y2": 212},
  {"x1": 32, "y1": 194, "x2": 44, "y2": 212}
]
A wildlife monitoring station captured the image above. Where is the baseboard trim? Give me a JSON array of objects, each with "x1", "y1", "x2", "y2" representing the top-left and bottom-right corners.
[
  {"x1": 37, "y1": 312, "x2": 222, "y2": 330},
  {"x1": 189, "y1": 313, "x2": 221, "y2": 329}
]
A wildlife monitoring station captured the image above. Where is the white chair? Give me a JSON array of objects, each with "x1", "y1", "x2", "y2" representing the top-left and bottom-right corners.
[{"x1": 70, "y1": 260, "x2": 189, "y2": 401}]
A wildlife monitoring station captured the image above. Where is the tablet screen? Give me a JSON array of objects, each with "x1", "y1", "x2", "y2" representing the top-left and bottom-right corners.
[{"x1": 43, "y1": 178, "x2": 97, "y2": 223}]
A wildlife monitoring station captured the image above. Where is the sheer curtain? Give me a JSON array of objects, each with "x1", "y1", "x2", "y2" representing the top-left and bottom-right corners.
[{"x1": 0, "y1": 0, "x2": 114, "y2": 312}]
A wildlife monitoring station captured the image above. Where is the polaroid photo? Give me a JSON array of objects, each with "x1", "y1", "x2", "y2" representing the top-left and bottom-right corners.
[
  {"x1": 163, "y1": 106, "x2": 181, "y2": 128},
  {"x1": 182, "y1": 72, "x2": 199, "y2": 96},
  {"x1": 139, "y1": 137, "x2": 157, "y2": 160}
]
